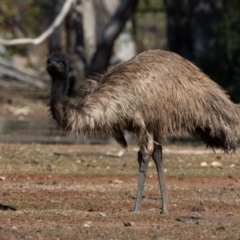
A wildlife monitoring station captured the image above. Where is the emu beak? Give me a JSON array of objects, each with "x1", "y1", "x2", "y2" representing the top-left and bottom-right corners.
[
  {"x1": 47, "y1": 62, "x2": 60, "y2": 73},
  {"x1": 48, "y1": 62, "x2": 58, "y2": 68}
]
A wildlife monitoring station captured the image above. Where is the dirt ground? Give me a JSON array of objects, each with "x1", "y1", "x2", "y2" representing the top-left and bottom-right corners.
[
  {"x1": 0, "y1": 143, "x2": 240, "y2": 240},
  {"x1": 0, "y1": 87, "x2": 240, "y2": 239}
]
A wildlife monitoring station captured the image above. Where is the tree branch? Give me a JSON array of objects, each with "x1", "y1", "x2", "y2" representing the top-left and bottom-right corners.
[
  {"x1": 0, "y1": 56, "x2": 46, "y2": 88},
  {"x1": 86, "y1": 0, "x2": 139, "y2": 77},
  {"x1": 0, "y1": 0, "x2": 74, "y2": 46}
]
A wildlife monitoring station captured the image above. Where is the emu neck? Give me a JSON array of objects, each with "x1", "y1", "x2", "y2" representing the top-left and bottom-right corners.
[
  {"x1": 51, "y1": 77, "x2": 68, "y2": 104},
  {"x1": 50, "y1": 75, "x2": 69, "y2": 126}
]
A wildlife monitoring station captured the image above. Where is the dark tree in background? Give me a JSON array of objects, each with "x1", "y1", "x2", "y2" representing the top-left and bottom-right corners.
[
  {"x1": 163, "y1": 0, "x2": 240, "y2": 101},
  {"x1": 164, "y1": 0, "x2": 223, "y2": 60},
  {"x1": 163, "y1": 0, "x2": 193, "y2": 60},
  {"x1": 203, "y1": 1, "x2": 240, "y2": 102}
]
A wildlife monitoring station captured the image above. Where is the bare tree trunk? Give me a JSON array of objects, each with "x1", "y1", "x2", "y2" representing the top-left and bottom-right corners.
[
  {"x1": 103, "y1": 0, "x2": 136, "y2": 64},
  {"x1": 66, "y1": 0, "x2": 85, "y2": 61},
  {"x1": 49, "y1": 0, "x2": 65, "y2": 53},
  {"x1": 86, "y1": 0, "x2": 139, "y2": 77},
  {"x1": 82, "y1": 0, "x2": 96, "y2": 60},
  {"x1": 66, "y1": 0, "x2": 87, "y2": 97}
]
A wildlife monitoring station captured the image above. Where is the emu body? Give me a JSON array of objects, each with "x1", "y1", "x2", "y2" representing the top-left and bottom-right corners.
[{"x1": 47, "y1": 50, "x2": 240, "y2": 214}]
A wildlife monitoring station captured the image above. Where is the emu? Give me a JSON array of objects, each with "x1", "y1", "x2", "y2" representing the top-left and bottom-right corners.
[{"x1": 47, "y1": 50, "x2": 240, "y2": 214}]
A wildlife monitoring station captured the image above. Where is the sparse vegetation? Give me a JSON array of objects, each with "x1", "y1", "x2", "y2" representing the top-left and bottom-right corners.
[{"x1": 0, "y1": 143, "x2": 240, "y2": 240}]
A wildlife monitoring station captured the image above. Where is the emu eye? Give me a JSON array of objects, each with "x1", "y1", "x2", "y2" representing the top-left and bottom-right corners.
[{"x1": 58, "y1": 62, "x2": 64, "y2": 68}]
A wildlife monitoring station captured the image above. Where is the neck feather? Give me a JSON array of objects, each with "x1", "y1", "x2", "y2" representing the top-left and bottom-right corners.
[
  {"x1": 50, "y1": 74, "x2": 69, "y2": 126},
  {"x1": 50, "y1": 75, "x2": 68, "y2": 102}
]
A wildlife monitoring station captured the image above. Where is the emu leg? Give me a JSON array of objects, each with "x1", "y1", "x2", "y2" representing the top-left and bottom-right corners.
[
  {"x1": 133, "y1": 151, "x2": 151, "y2": 212},
  {"x1": 152, "y1": 143, "x2": 169, "y2": 215}
]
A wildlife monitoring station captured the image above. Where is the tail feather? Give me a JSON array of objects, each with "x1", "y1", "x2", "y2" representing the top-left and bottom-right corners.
[{"x1": 192, "y1": 127, "x2": 237, "y2": 153}]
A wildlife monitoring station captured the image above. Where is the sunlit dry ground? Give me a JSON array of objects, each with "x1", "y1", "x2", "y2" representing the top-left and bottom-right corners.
[{"x1": 0, "y1": 143, "x2": 240, "y2": 240}]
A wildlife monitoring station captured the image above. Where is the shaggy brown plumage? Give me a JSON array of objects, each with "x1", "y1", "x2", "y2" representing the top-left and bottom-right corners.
[{"x1": 47, "y1": 49, "x2": 240, "y2": 214}]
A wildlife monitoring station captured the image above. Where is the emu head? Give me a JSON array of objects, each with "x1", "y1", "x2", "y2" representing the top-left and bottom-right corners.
[{"x1": 47, "y1": 52, "x2": 69, "y2": 79}]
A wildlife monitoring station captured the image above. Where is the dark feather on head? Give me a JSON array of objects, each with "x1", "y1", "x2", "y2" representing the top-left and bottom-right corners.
[{"x1": 47, "y1": 52, "x2": 69, "y2": 76}]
